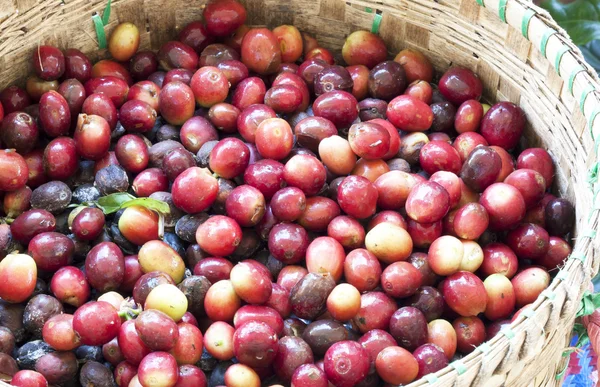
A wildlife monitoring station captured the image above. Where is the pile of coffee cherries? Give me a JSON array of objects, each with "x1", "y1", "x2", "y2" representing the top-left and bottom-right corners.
[{"x1": 0, "y1": 0, "x2": 576, "y2": 386}]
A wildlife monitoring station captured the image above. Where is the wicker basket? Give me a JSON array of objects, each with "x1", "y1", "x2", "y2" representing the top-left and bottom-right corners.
[{"x1": 1, "y1": 0, "x2": 600, "y2": 386}]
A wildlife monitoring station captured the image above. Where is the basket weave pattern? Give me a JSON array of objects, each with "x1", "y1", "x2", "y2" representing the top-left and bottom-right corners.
[{"x1": 2, "y1": 0, "x2": 600, "y2": 385}]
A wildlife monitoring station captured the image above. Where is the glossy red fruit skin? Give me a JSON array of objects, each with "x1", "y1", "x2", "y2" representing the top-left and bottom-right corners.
[
  {"x1": 64, "y1": 48, "x2": 93, "y2": 83},
  {"x1": 190, "y1": 66, "x2": 230, "y2": 108},
  {"x1": 0, "y1": 253, "x2": 37, "y2": 303},
  {"x1": 294, "y1": 116, "x2": 337, "y2": 153},
  {"x1": 115, "y1": 134, "x2": 149, "y2": 174},
  {"x1": 0, "y1": 150, "x2": 29, "y2": 191},
  {"x1": 273, "y1": 335, "x2": 314, "y2": 381},
  {"x1": 39, "y1": 91, "x2": 71, "y2": 137},
  {"x1": 381, "y1": 261, "x2": 423, "y2": 298},
  {"x1": 159, "y1": 81, "x2": 195, "y2": 125},
  {"x1": 271, "y1": 187, "x2": 306, "y2": 222},
  {"x1": 43, "y1": 137, "x2": 78, "y2": 181},
  {"x1": 135, "y1": 310, "x2": 179, "y2": 351},
  {"x1": 505, "y1": 223, "x2": 550, "y2": 260},
  {"x1": 231, "y1": 77, "x2": 267, "y2": 110},
  {"x1": 353, "y1": 292, "x2": 397, "y2": 333},
  {"x1": 243, "y1": 159, "x2": 285, "y2": 200},
  {"x1": 85, "y1": 242, "x2": 125, "y2": 292},
  {"x1": 203, "y1": 0, "x2": 247, "y2": 37},
  {"x1": 479, "y1": 183, "x2": 526, "y2": 231},
  {"x1": 28, "y1": 232, "x2": 74, "y2": 272},
  {"x1": 163, "y1": 148, "x2": 195, "y2": 181},
  {"x1": 57, "y1": 78, "x2": 86, "y2": 118},
  {"x1": 312, "y1": 90, "x2": 358, "y2": 129},
  {"x1": 337, "y1": 175, "x2": 378, "y2": 219},
  {"x1": 194, "y1": 257, "x2": 234, "y2": 284},
  {"x1": 92, "y1": 59, "x2": 134, "y2": 85},
  {"x1": 255, "y1": 118, "x2": 294, "y2": 161},
  {"x1": 114, "y1": 361, "x2": 137, "y2": 387},
  {"x1": 460, "y1": 146, "x2": 502, "y2": 192},
  {"x1": 414, "y1": 343, "x2": 449, "y2": 378},
  {"x1": 3, "y1": 185, "x2": 31, "y2": 218},
  {"x1": 480, "y1": 102, "x2": 526, "y2": 150},
  {"x1": 237, "y1": 105, "x2": 276, "y2": 144},
  {"x1": 118, "y1": 320, "x2": 152, "y2": 366},
  {"x1": 50, "y1": 266, "x2": 90, "y2": 307},
  {"x1": 10, "y1": 209, "x2": 56, "y2": 244},
  {"x1": 273, "y1": 72, "x2": 310, "y2": 112},
  {"x1": 1, "y1": 86, "x2": 31, "y2": 116},
  {"x1": 209, "y1": 138, "x2": 250, "y2": 179},
  {"x1": 33, "y1": 45, "x2": 65, "y2": 81},
  {"x1": 22, "y1": 150, "x2": 46, "y2": 188},
  {"x1": 179, "y1": 21, "x2": 215, "y2": 53},
  {"x1": 298, "y1": 196, "x2": 341, "y2": 232},
  {"x1": 74, "y1": 114, "x2": 111, "y2": 160},
  {"x1": 419, "y1": 140, "x2": 462, "y2": 175},
  {"x1": 119, "y1": 100, "x2": 157, "y2": 133},
  {"x1": 348, "y1": 121, "x2": 391, "y2": 160},
  {"x1": 268, "y1": 223, "x2": 310, "y2": 265},
  {"x1": 342, "y1": 31, "x2": 388, "y2": 69},
  {"x1": 306, "y1": 47, "x2": 335, "y2": 65},
  {"x1": 264, "y1": 85, "x2": 303, "y2": 113},
  {"x1": 73, "y1": 301, "x2": 121, "y2": 346},
  {"x1": 138, "y1": 352, "x2": 179, "y2": 387},
  {"x1": 172, "y1": 167, "x2": 218, "y2": 213},
  {"x1": 291, "y1": 364, "x2": 328, "y2": 387},
  {"x1": 538, "y1": 237, "x2": 572, "y2": 269},
  {"x1": 132, "y1": 168, "x2": 169, "y2": 197},
  {"x1": 297, "y1": 59, "x2": 329, "y2": 92},
  {"x1": 443, "y1": 271, "x2": 487, "y2": 317},
  {"x1": 284, "y1": 155, "x2": 327, "y2": 197},
  {"x1": 196, "y1": 215, "x2": 242, "y2": 256},
  {"x1": 199, "y1": 42, "x2": 238, "y2": 68},
  {"x1": 504, "y1": 169, "x2": 546, "y2": 208},
  {"x1": 387, "y1": 95, "x2": 434, "y2": 132},
  {"x1": 1, "y1": 112, "x2": 39, "y2": 154},
  {"x1": 10, "y1": 370, "x2": 48, "y2": 387},
  {"x1": 164, "y1": 68, "x2": 193, "y2": 85},
  {"x1": 84, "y1": 76, "x2": 129, "y2": 108},
  {"x1": 479, "y1": 242, "x2": 518, "y2": 278},
  {"x1": 82, "y1": 93, "x2": 118, "y2": 130},
  {"x1": 174, "y1": 365, "x2": 207, "y2": 387},
  {"x1": 208, "y1": 103, "x2": 240, "y2": 133},
  {"x1": 324, "y1": 341, "x2": 370, "y2": 387},
  {"x1": 233, "y1": 320, "x2": 278, "y2": 367},
  {"x1": 225, "y1": 185, "x2": 266, "y2": 227},
  {"x1": 438, "y1": 67, "x2": 483, "y2": 105},
  {"x1": 234, "y1": 305, "x2": 284, "y2": 335},
  {"x1": 158, "y1": 41, "x2": 199, "y2": 70},
  {"x1": 405, "y1": 181, "x2": 450, "y2": 223},
  {"x1": 517, "y1": 148, "x2": 555, "y2": 187},
  {"x1": 344, "y1": 249, "x2": 382, "y2": 292},
  {"x1": 241, "y1": 28, "x2": 282, "y2": 75},
  {"x1": 128, "y1": 81, "x2": 161, "y2": 111},
  {"x1": 130, "y1": 51, "x2": 159, "y2": 81}
]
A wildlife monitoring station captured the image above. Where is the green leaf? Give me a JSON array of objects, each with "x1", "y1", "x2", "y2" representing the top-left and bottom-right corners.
[
  {"x1": 96, "y1": 192, "x2": 136, "y2": 214},
  {"x1": 120, "y1": 198, "x2": 170, "y2": 215},
  {"x1": 95, "y1": 192, "x2": 170, "y2": 216},
  {"x1": 581, "y1": 39, "x2": 600, "y2": 74},
  {"x1": 576, "y1": 291, "x2": 600, "y2": 317},
  {"x1": 540, "y1": 0, "x2": 600, "y2": 45},
  {"x1": 573, "y1": 323, "x2": 591, "y2": 347},
  {"x1": 101, "y1": 0, "x2": 112, "y2": 26}
]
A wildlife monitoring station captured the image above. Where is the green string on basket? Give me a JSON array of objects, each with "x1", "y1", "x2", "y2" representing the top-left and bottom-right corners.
[
  {"x1": 365, "y1": 7, "x2": 382, "y2": 34},
  {"x1": 92, "y1": 0, "x2": 112, "y2": 49}
]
